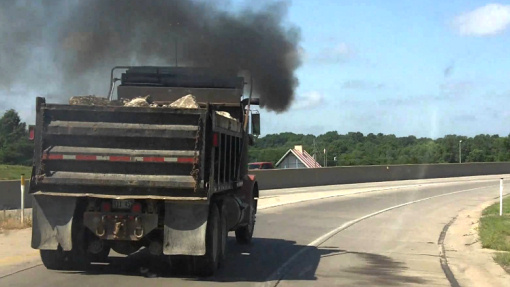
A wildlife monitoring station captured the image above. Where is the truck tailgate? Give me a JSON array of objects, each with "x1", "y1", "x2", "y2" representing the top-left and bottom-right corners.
[{"x1": 31, "y1": 102, "x2": 208, "y2": 198}]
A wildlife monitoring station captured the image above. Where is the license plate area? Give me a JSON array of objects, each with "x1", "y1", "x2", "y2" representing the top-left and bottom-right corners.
[{"x1": 112, "y1": 199, "x2": 134, "y2": 210}]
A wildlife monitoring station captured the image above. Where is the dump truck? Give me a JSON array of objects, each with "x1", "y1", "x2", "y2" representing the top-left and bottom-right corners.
[{"x1": 29, "y1": 66, "x2": 261, "y2": 276}]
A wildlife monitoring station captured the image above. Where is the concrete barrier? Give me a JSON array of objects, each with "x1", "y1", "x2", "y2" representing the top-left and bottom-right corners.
[
  {"x1": 251, "y1": 162, "x2": 510, "y2": 190},
  {"x1": 1, "y1": 162, "x2": 510, "y2": 208},
  {"x1": 0, "y1": 180, "x2": 31, "y2": 210}
]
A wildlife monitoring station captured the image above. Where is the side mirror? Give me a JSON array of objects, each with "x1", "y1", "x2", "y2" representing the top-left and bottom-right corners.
[{"x1": 252, "y1": 112, "x2": 260, "y2": 136}]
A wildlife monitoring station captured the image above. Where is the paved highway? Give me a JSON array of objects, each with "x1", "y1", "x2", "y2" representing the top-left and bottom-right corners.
[{"x1": 2, "y1": 175, "x2": 509, "y2": 286}]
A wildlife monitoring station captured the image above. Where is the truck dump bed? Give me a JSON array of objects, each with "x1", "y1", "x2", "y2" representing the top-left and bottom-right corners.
[{"x1": 31, "y1": 99, "x2": 244, "y2": 200}]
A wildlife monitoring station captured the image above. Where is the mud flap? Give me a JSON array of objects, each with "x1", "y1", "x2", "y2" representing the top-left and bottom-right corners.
[
  {"x1": 163, "y1": 201, "x2": 208, "y2": 256},
  {"x1": 31, "y1": 195, "x2": 77, "y2": 251}
]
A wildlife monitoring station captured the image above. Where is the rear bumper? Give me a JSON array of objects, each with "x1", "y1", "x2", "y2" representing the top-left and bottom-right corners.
[{"x1": 83, "y1": 212, "x2": 158, "y2": 241}]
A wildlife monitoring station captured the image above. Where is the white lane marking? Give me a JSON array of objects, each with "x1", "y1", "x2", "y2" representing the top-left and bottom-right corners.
[{"x1": 261, "y1": 184, "x2": 503, "y2": 287}]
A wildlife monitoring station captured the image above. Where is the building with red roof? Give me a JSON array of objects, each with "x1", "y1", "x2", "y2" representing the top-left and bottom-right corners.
[{"x1": 275, "y1": 145, "x2": 322, "y2": 169}]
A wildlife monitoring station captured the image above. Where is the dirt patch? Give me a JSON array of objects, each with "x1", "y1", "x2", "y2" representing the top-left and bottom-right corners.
[{"x1": 444, "y1": 200, "x2": 510, "y2": 286}]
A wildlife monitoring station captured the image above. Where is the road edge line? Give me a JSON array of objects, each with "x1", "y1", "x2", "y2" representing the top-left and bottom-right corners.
[{"x1": 438, "y1": 216, "x2": 461, "y2": 287}]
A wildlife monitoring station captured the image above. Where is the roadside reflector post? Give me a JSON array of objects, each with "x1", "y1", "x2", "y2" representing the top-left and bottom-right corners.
[
  {"x1": 20, "y1": 174, "x2": 25, "y2": 223},
  {"x1": 500, "y1": 178, "x2": 503, "y2": 216}
]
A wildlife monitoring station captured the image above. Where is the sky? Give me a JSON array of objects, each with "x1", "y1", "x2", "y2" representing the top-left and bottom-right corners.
[
  {"x1": 1, "y1": 0, "x2": 510, "y2": 139},
  {"x1": 260, "y1": 0, "x2": 510, "y2": 138}
]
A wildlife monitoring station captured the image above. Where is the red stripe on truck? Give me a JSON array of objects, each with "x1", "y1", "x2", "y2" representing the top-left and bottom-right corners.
[
  {"x1": 143, "y1": 157, "x2": 164, "y2": 162},
  {"x1": 43, "y1": 154, "x2": 63, "y2": 160},
  {"x1": 177, "y1": 157, "x2": 195, "y2": 163},
  {"x1": 109, "y1": 156, "x2": 131, "y2": 162},
  {"x1": 76, "y1": 155, "x2": 97, "y2": 161}
]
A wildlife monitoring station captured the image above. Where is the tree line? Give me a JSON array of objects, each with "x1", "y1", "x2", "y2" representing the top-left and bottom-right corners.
[
  {"x1": 249, "y1": 131, "x2": 510, "y2": 167},
  {"x1": 1, "y1": 109, "x2": 509, "y2": 167}
]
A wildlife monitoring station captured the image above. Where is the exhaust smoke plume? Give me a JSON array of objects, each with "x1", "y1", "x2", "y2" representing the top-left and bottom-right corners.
[{"x1": 0, "y1": 0, "x2": 301, "y2": 112}]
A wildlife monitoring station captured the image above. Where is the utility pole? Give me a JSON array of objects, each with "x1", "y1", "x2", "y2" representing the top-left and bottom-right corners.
[{"x1": 459, "y1": 140, "x2": 462, "y2": 163}]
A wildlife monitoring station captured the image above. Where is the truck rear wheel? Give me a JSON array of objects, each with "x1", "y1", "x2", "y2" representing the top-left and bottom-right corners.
[
  {"x1": 235, "y1": 194, "x2": 256, "y2": 244},
  {"x1": 89, "y1": 245, "x2": 111, "y2": 263},
  {"x1": 40, "y1": 248, "x2": 66, "y2": 270},
  {"x1": 40, "y1": 246, "x2": 89, "y2": 270},
  {"x1": 40, "y1": 212, "x2": 95, "y2": 270},
  {"x1": 193, "y1": 204, "x2": 220, "y2": 276}
]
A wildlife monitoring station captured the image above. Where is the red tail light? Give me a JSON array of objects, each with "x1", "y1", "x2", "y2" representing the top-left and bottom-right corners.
[
  {"x1": 29, "y1": 125, "x2": 35, "y2": 141},
  {"x1": 101, "y1": 202, "x2": 111, "y2": 212},
  {"x1": 131, "y1": 202, "x2": 142, "y2": 213},
  {"x1": 212, "y1": 133, "x2": 219, "y2": 147}
]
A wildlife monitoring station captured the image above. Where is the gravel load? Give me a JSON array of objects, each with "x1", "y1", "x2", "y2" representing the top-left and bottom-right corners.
[
  {"x1": 68, "y1": 94, "x2": 235, "y2": 120},
  {"x1": 69, "y1": 95, "x2": 111, "y2": 106},
  {"x1": 169, "y1": 94, "x2": 199, "y2": 109},
  {"x1": 124, "y1": 96, "x2": 152, "y2": 107}
]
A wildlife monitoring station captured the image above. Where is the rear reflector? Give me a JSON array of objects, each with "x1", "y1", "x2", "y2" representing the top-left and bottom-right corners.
[
  {"x1": 29, "y1": 126, "x2": 35, "y2": 141},
  {"x1": 101, "y1": 202, "x2": 111, "y2": 212},
  {"x1": 177, "y1": 157, "x2": 195, "y2": 163},
  {"x1": 131, "y1": 202, "x2": 142, "y2": 213},
  {"x1": 213, "y1": 133, "x2": 219, "y2": 147}
]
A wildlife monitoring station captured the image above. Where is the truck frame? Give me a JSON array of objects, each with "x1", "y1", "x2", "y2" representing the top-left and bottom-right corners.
[{"x1": 29, "y1": 66, "x2": 260, "y2": 276}]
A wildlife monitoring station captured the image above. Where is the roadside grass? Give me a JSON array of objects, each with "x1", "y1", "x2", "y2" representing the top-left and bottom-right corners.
[
  {"x1": 0, "y1": 164, "x2": 32, "y2": 180},
  {"x1": 494, "y1": 253, "x2": 510, "y2": 272},
  {"x1": 479, "y1": 197, "x2": 510, "y2": 272},
  {"x1": 0, "y1": 213, "x2": 32, "y2": 234}
]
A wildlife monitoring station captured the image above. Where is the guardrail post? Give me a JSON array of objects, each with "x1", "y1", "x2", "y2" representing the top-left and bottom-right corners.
[
  {"x1": 500, "y1": 178, "x2": 503, "y2": 216},
  {"x1": 20, "y1": 174, "x2": 25, "y2": 223}
]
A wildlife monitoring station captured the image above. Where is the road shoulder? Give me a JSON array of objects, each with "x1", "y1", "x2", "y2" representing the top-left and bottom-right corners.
[
  {"x1": 0, "y1": 228, "x2": 41, "y2": 278},
  {"x1": 445, "y1": 199, "x2": 510, "y2": 287}
]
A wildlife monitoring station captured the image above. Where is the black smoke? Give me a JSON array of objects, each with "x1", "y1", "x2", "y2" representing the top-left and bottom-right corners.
[{"x1": 0, "y1": 0, "x2": 301, "y2": 112}]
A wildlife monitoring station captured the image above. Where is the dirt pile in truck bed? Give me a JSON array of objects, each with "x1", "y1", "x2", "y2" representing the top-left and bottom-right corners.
[
  {"x1": 169, "y1": 95, "x2": 199, "y2": 109},
  {"x1": 69, "y1": 95, "x2": 113, "y2": 106},
  {"x1": 124, "y1": 96, "x2": 152, "y2": 107},
  {"x1": 69, "y1": 94, "x2": 235, "y2": 120},
  {"x1": 69, "y1": 94, "x2": 200, "y2": 109}
]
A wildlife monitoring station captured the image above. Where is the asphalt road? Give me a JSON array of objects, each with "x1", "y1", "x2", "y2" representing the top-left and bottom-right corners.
[{"x1": 2, "y1": 175, "x2": 509, "y2": 287}]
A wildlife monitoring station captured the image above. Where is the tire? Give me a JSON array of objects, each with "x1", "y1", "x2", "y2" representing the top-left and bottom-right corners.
[
  {"x1": 193, "y1": 204, "x2": 220, "y2": 277},
  {"x1": 169, "y1": 255, "x2": 193, "y2": 275},
  {"x1": 40, "y1": 211, "x2": 92, "y2": 271},
  {"x1": 235, "y1": 193, "x2": 256, "y2": 244},
  {"x1": 40, "y1": 248, "x2": 66, "y2": 270},
  {"x1": 39, "y1": 246, "x2": 89, "y2": 271},
  {"x1": 218, "y1": 203, "x2": 228, "y2": 265},
  {"x1": 89, "y1": 246, "x2": 110, "y2": 263}
]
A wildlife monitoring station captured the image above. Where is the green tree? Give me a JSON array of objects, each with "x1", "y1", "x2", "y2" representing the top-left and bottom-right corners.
[{"x1": 0, "y1": 109, "x2": 33, "y2": 165}]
